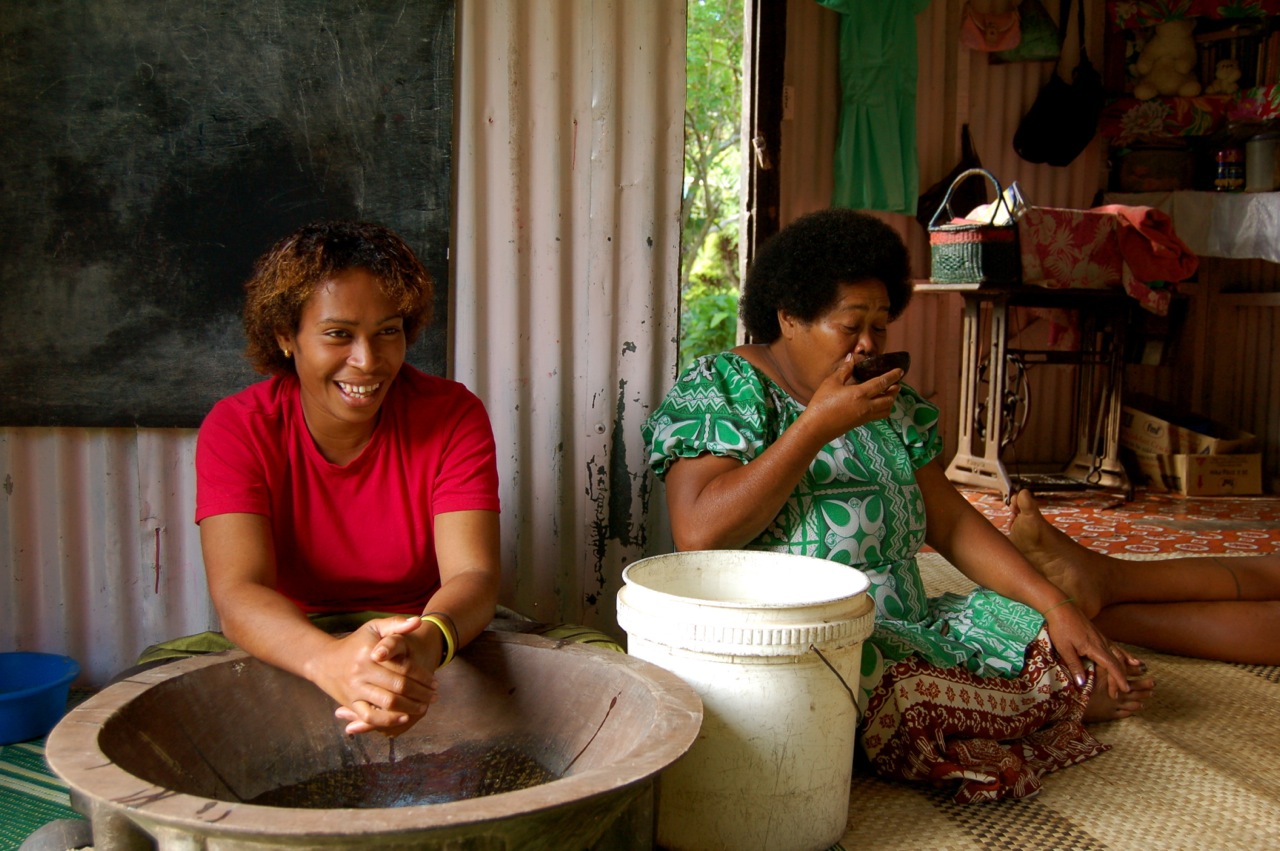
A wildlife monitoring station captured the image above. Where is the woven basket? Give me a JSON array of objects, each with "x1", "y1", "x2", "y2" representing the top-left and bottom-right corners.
[{"x1": 928, "y1": 168, "x2": 1021, "y2": 285}]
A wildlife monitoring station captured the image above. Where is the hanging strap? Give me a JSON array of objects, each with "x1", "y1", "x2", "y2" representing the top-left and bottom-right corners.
[
  {"x1": 1054, "y1": 0, "x2": 1088, "y2": 80},
  {"x1": 960, "y1": 124, "x2": 976, "y2": 161}
]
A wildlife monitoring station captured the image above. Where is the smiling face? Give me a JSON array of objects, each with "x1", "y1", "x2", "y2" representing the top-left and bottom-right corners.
[
  {"x1": 776, "y1": 279, "x2": 891, "y2": 402},
  {"x1": 276, "y1": 267, "x2": 406, "y2": 457}
]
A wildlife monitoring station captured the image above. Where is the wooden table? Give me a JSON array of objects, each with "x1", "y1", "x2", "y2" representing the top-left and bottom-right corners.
[{"x1": 916, "y1": 282, "x2": 1132, "y2": 500}]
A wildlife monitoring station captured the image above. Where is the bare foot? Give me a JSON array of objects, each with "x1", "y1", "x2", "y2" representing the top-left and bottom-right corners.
[
  {"x1": 1008, "y1": 489, "x2": 1110, "y2": 618},
  {"x1": 1083, "y1": 661, "x2": 1155, "y2": 723}
]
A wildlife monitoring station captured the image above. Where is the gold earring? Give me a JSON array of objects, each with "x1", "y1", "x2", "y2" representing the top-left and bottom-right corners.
[{"x1": 283, "y1": 348, "x2": 291, "y2": 359}]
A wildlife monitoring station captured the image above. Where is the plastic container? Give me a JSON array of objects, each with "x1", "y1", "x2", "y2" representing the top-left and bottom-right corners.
[
  {"x1": 616, "y1": 550, "x2": 875, "y2": 851},
  {"x1": 1246, "y1": 133, "x2": 1280, "y2": 192},
  {"x1": 0, "y1": 652, "x2": 80, "y2": 744}
]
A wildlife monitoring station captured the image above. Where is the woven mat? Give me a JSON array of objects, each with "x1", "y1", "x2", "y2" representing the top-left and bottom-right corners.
[
  {"x1": 836, "y1": 553, "x2": 1280, "y2": 851},
  {"x1": 0, "y1": 740, "x2": 81, "y2": 850},
  {"x1": 1, "y1": 688, "x2": 98, "y2": 850}
]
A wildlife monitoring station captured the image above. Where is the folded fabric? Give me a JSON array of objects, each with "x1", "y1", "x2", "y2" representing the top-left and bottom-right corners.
[
  {"x1": 1102, "y1": 190, "x2": 1280, "y2": 263},
  {"x1": 1093, "y1": 203, "x2": 1199, "y2": 284}
]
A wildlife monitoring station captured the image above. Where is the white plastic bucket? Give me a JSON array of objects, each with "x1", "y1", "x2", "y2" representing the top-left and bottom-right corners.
[{"x1": 616, "y1": 550, "x2": 875, "y2": 851}]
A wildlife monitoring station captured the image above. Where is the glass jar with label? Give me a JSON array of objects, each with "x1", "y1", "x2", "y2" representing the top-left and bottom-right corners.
[{"x1": 1215, "y1": 145, "x2": 1245, "y2": 191}]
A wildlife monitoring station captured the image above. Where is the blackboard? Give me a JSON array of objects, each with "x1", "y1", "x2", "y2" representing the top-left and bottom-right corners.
[{"x1": 0, "y1": 0, "x2": 454, "y2": 427}]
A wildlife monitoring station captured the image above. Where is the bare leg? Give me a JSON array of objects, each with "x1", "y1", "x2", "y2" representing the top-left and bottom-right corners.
[
  {"x1": 1095, "y1": 601, "x2": 1280, "y2": 665},
  {"x1": 1007, "y1": 489, "x2": 1280, "y2": 616},
  {"x1": 1009, "y1": 489, "x2": 1280, "y2": 664}
]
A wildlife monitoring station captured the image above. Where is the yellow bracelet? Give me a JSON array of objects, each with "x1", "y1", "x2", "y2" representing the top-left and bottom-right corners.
[
  {"x1": 428, "y1": 611, "x2": 459, "y2": 653},
  {"x1": 420, "y1": 613, "x2": 457, "y2": 668},
  {"x1": 1039, "y1": 597, "x2": 1075, "y2": 618}
]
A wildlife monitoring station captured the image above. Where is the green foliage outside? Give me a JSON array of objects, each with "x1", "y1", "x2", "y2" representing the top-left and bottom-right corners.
[
  {"x1": 680, "y1": 0, "x2": 742, "y2": 371},
  {"x1": 680, "y1": 232, "x2": 740, "y2": 369}
]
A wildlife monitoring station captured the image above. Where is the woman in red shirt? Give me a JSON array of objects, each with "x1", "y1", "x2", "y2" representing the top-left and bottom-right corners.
[{"x1": 195, "y1": 220, "x2": 501, "y2": 737}]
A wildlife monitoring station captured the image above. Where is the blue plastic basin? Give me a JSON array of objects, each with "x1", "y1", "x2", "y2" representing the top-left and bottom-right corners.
[{"x1": 0, "y1": 652, "x2": 80, "y2": 745}]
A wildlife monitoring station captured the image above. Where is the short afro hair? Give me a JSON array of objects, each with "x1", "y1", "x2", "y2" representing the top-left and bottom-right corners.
[
  {"x1": 739, "y1": 209, "x2": 913, "y2": 343},
  {"x1": 242, "y1": 220, "x2": 434, "y2": 375}
]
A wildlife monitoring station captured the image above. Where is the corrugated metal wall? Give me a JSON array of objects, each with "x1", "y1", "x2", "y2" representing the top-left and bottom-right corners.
[
  {"x1": 1127, "y1": 256, "x2": 1280, "y2": 489},
  {"x1": 451, "y1": 0, "x2": 684, "y2": 631},
  {"x1": 0, "y1": 428, "x2": 213, "y2": 686},
  {"x1": 1206, "y1": 288, "x2": 1280, "y2": 488},
  {"x1": 1, "y1": 0, "x2": 684, "y2": 686},
  {"x1": 782, "y1": 0, "x2": 1109, "y2": 466}
]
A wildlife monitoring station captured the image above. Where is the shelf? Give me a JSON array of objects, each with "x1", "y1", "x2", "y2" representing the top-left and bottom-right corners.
[
  {"x1": 1215, "y1": 292, "x2": 1280, "y2": 305},
  {"x1": 1100, "y1": 86, "x2": 1280, "y2": 144},
  {"x1": 915, "y1": 282, "x2": 1132, "y2": 304},
  {"x1": 913, "y1": 280, "x2": 987, "y2": 292}
]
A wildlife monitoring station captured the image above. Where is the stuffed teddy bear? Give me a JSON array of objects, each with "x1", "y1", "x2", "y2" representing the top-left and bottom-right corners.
[
  {"x1": 1205, "y1": 58, "x2": 1242, "y2": 95},
  {"x1": 1133, "y1": 19, "x2": 1203, "y2": 100}
]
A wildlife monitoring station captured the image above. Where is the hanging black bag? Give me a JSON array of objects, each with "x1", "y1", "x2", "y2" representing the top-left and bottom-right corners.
[
  {"x1": 1012, "y1": 0, "x2": 1104, "y2": 167},
  {"x1": 916, "y1": 125, "x2": 988, "y2": 231}
]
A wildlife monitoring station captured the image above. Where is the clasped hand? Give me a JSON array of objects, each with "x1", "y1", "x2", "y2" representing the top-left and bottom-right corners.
[
  {"x1": 314, "y1": 615, "x2": 441, "y2": 737},
  {"x1": 1042, "y1": 602, "x2": 1140, "y2": 699}
]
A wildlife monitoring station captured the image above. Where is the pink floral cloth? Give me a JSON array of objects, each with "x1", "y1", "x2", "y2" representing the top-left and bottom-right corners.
[
  {"x1": 1018, "y1": 204, "x2": 1198, "y2": 316},
  {"x1": 1101, "y1": 88, "x2": 1280, "y2": 145},
  {"x1": 1108, "y1": 0, "x2": 1280, "y2": 29}
]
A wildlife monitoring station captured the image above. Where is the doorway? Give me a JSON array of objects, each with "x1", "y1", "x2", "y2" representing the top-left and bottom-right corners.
[{"x1": 679, "y1": 0, "x2": 746, "y2": 370}]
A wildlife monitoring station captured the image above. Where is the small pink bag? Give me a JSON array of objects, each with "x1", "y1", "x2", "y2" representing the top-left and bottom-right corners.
[{"x1": 960, "y1": 2, "x2": 1022, "y2": 52}]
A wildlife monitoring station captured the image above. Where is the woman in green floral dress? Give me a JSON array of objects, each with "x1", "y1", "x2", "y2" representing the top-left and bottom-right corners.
[{"x1": 643, "y1": 209, "x2": 1152, "y2": 802}]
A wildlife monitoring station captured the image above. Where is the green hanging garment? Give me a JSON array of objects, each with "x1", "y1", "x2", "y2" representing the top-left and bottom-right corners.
[{"x1": 818, "y1": 0, "x2": 931, "y2": 215}]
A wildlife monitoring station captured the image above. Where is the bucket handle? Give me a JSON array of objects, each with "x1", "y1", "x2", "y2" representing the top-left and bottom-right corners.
[{"x1": 811, "y1": 645, "x2": 857, "y2": 707}]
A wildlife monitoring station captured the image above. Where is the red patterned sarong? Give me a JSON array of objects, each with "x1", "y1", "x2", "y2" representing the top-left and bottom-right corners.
[{"x1": 859, "y1": 630, "x2": 1109, "y2": 803}]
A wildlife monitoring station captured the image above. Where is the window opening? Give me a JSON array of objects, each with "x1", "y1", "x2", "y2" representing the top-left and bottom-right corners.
[{"x1": 679, "y1": 0, "x2": 744, "y2": 371}]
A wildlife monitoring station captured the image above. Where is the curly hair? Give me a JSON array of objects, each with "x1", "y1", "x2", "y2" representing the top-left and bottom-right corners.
[
  {"x1": 242, "y1": 220, "x2": 434, "y2": 375},
  {"x1": 739, "y1": 209, "x2": 913, "y2": 343}
]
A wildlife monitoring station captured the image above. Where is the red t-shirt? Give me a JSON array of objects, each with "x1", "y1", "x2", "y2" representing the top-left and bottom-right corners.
[{"x1": 195, "y1": 365, "x2": 500, "y2": 614}]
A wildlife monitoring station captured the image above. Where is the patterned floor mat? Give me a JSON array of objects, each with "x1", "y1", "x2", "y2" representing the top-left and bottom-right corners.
[{"x1": 961, "y1": 487, "x2": 1280, "y2": 556}]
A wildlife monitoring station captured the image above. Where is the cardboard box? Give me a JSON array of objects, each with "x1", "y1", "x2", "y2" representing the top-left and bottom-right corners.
[
  {"x1": 1124, "y1": 450, "x2": 1263, "y2": 496},
  {"x1": 1119, "y1": 394, "x2": 1257, "y2": 456}
]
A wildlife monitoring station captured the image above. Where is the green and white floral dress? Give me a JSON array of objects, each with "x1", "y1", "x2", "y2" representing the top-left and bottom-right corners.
[{"x1": 643, "y1": 353, "x2": 1107, "y2": 802}]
